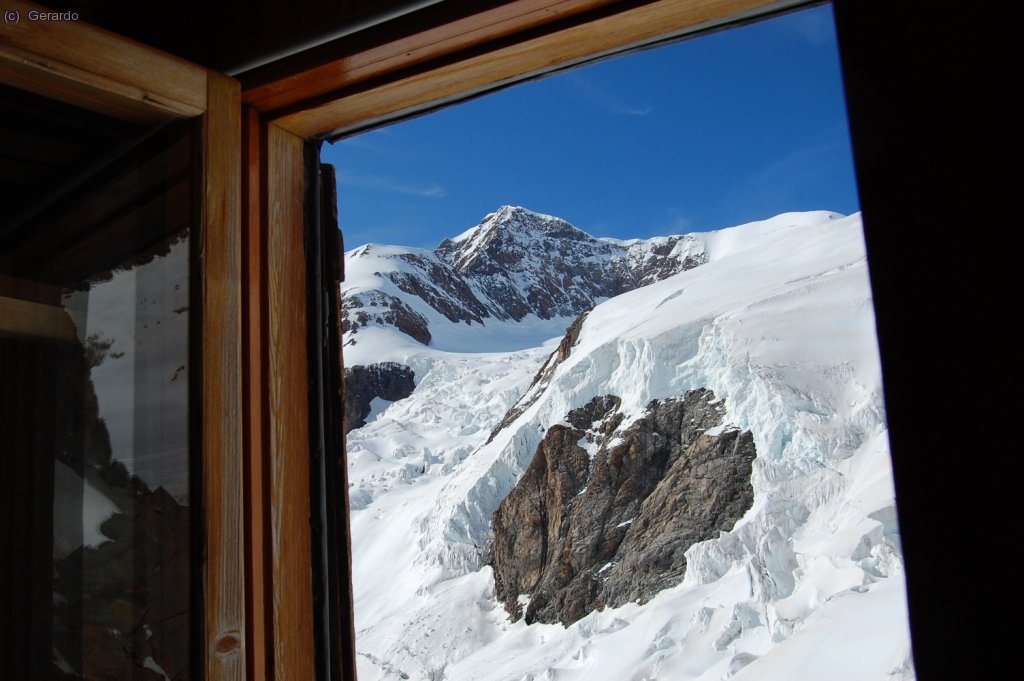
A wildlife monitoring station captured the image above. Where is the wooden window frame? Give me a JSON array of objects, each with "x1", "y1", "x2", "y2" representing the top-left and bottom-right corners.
[
  {"x1": 5, "y1": 1, "x2": 818, "y2": 680},
  {"x1": 243, "y1": 1, "x2": 817, "y2": 679},
  {"x1": 0, "y1": 3, "x2": 245, "y2": 679},
  {"x1": 241, "y1": 1, "x2": 815, "y2": 679},
  {"x1": 245, "y1": 0, "x2": 811, "y2": 139}
]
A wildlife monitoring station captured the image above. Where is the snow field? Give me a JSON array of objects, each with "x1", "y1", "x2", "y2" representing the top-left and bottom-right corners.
[{"x1": 345, "y1": 212, "x2": 912, "y2": 680}]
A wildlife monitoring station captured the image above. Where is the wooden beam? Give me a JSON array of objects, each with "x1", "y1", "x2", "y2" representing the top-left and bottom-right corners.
[
  {"x1": 242, "y1": 105, "x2": 270, "y2": 681},
  {"x1": 266, "y1": 0, "x2": 806, "y2": 138},
  {"x1": 242, "y1": 0, "x2": 624, "y2": 112},
  {"x1": 0, "y1": 0, "x2": 206, "y2": 121},
  {"x1": 265, "y1": 122, "x2": 316, "y2": 681},
  {"x1": 0, "y1": 295, "x2": 77, "y2": 341},
  {"x1": 201, "y1": 71, "x2": 245, "y2": 681}
]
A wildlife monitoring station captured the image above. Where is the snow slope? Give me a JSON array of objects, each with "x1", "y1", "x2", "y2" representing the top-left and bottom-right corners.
[{"x1": 344, "y1": 211, "x2": 913, "y2": 681}]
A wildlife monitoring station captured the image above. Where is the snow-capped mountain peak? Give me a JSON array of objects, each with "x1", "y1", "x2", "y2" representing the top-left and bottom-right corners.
[
  {"x1": 438, "y1": 205, "x2": 592, "y2": 272},
  {"x1": 343, "y1": 207, "x2": 710, "y2": 364}
]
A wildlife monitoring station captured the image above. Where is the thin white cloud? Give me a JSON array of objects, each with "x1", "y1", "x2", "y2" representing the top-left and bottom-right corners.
[
  {"x1": 337, "y1": 171, "x2": 446, "y2": 198},
  {"x1": 666, "y1": 213, "x2": 693, "y2": 233},
  {"x1": 723, "y1": 140, "x2": 853, "y2": 221},
  {"x1": 649, "y1": 210, "x2": 694, "y2": 236},
  {"x1": 751, "y1": 141, "x2": 847, "y2": 187},
  {"x1": 569, "y1": 74, "x2": 652, "y2": 116}
]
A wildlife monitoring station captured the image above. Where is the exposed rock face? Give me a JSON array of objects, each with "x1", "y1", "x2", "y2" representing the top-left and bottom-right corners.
[
  {"x1": 387, "y1": 252, "x2": 493, "y2": 324},
  {"x1": 343, "y1": 206, "x2": 707, "y2": 345},
  {"x1": 344, "y1": 362, "x2": 416, "y2": 433},
  {"x1": 490, "y1": 389, "x2": 756, "y2": 626},
  {"x1": 341, "y1": 290, "x2": 432, "y2": 345},
  {"x1": 436, "y1": 206, "x2": 707, "y2": 324},
  {"x1": 436, "y1": 209, "x2": 628, "y2": 322}
]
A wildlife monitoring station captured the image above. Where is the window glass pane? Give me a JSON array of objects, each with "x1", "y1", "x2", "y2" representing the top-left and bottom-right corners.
[
  {"x1": 1, "y1": 95, "x2": 195, "y2": 680},
  {"x1": 52, "y1": 236, "x2": 191, "y2": 680}
]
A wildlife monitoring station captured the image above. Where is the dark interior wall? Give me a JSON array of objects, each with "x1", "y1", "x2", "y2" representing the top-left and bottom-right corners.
[
  {"x1": 38, "y1": 0, "x2": 442, "y2": 74},
  {"x1": 833, "y1": 2, "x2": 1015, "y2": 678},
  {"x1": 1, "y1": 335, "x2": 59, "y2": 679}
]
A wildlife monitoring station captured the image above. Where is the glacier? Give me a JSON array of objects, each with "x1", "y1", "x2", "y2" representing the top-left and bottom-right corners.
[{"x1": 343, "y1": 210, "x2": 913, "y2": 681}]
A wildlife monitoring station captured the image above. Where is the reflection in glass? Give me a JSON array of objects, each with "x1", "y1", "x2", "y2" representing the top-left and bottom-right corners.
[
  {"x1": 51, "y1": 237, "x2": 191, "y2": 680},
  {"x1": 1, "y1": 106, "x2": 195, "y2": 680}
]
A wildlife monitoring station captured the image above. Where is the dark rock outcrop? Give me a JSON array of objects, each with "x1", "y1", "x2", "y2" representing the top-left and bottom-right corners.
[
  {"x1": 490, "y1": 389, "x2": 756, "y2": 626},
  {"x1": 387, "y1": 252, "x2": 493, "y2": 324},
  {"x1": 344, "y1": 362, "x2": 416, "y2": 433},
  {"x1": 342, "y1": 290, "x2": 432, "y2": 345}
]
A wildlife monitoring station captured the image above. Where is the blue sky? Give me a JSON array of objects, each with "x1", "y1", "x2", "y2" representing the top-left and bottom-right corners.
[{"x1": 321, "y1": 3, "x2": 858, "y2": 251}]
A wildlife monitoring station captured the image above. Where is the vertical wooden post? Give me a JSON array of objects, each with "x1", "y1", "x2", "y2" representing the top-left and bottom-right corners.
[
  {"x1": 201, "y1": 71, "x2": 246, "y2": 680},
  {"x1": 242, "y1": 105, "x2": 270, "y2": 681},
  {"x1": 265, "y1": 122, "x2": 316, "y2": 680}
]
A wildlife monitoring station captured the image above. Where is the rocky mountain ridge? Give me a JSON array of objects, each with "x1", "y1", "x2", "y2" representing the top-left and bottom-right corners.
[
  {"x1": 342, "y1": 206, "x2": 708, "y2": 433},
  {"x1": 343, "y1": 205, "x2": 707, "y2": 346}
]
